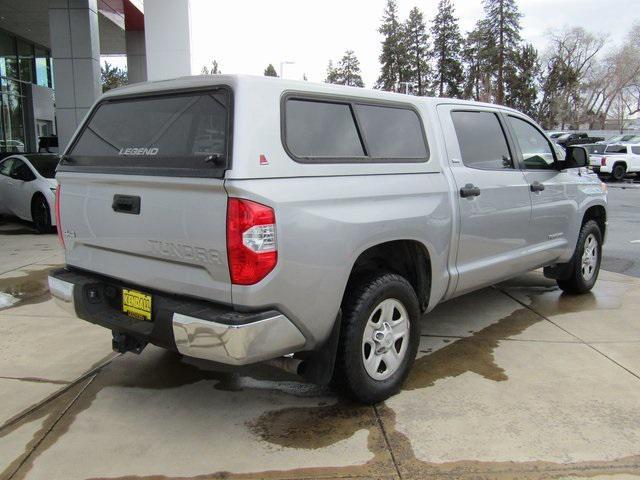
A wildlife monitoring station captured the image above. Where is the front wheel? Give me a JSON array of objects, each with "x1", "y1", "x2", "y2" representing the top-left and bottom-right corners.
[
  {"x1": 557, "y1": 220, "x2": 602, "y2": 294},
  {"x1": 333, "y1": 272, "x2": 420, "y2": 404}
]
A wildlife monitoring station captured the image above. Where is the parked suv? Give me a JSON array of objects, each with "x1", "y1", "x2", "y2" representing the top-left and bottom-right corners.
[{"x1": 49, "y1": 75, "x2": 607, "y2": 403}]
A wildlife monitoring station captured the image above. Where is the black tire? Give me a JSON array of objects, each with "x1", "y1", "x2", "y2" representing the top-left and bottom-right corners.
[
  {"x1": 557, "y1": 220, "x2": 602, "y2": 294},
  {"x1": 31, "y1": 195, "x2": 52, "y2": 234},
  {"x1": 611, "y1": 163, "x2": 626, "y2": 182},
  {"x1": 333, "y1": 272, "x2": 420, "y2": 404}
]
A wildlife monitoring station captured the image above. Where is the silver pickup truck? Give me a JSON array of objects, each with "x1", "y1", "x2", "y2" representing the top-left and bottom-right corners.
[{"x1": 48, "y1": 75, "x2": 607, "y2": 403}]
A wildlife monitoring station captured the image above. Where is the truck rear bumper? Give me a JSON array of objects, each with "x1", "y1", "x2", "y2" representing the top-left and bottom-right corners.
[{"x1": 48, "y1": 268, "x2": 306, "y2": 365}]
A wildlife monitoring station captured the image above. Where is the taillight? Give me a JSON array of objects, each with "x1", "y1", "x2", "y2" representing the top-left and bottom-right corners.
[
  {"x1": 601, "y1": 157, "x2": 607, "y2": 166},
  {"x1": 226, "y1": 198, "x2": 277, "y2": 285},
  {"x1": 55, "y1": 185, "x2": 64, "y2": 247}
]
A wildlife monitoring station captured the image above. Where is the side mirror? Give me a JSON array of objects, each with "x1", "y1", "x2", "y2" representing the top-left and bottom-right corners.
[{"x1": 559, "y1": 146, "x2": 588, "y2": 169}]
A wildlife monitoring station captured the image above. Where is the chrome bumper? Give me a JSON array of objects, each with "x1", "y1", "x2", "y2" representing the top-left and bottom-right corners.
[
  {"x1": 48, "y1": 276, "x2": 77, "y2": 316},
  {"x1": 172, "y1": 312, "x2": 306, "y2": 365}
]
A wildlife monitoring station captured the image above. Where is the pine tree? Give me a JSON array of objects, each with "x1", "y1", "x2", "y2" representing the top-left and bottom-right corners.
[
  {"x1": 325, "y1": 52, "x2": 365, "y2": 87},
  {"x1": 505, "y1": 43, "x2": 540, "y2": 117},
  {"x1": 481, "y1": 0, "x2": 522, "y2": 104},
  {"x1": 264, "y1": 64, "x2": 278, "y2": 77},
  {"x1": 201, "y1": 60, "x2": 221, "y2": 75},
  {"x1": 462, "y1": 22, "x2": 492, "y2": 101},
  {"x1": 376, "y1": 0, "x2": 408, "y2": 91},
  {"x1": 430, "y1": 0, "x2": 464, "y2": 98},
  {"x1": 403, "y1": 7, "x2": 431, "y2": 95},
  {"x1": 338, "y1": 50, "x2": 365, "y2": 87},
  {"x1": 101, "y1": 61, "x2": 127, "y2": 92},
  {"x1": 325, "y1": 60, "x2": 340, "y2": 84}
]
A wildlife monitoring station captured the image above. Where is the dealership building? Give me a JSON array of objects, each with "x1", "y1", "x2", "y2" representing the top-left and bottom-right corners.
[{"x1": 0, "y1": 0, "x2": 193, "y2": 155}]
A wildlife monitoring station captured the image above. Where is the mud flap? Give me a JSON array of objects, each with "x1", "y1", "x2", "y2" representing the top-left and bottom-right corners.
[
  {"x1": 299, "y1": 311, "x2": 342, "y2": 385},
  {"x1": 544, "y1": 262, "x2": 574, "y2": 281}
]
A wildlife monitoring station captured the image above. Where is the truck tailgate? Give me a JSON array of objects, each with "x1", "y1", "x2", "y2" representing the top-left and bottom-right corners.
[{"x1": 58, "y1": 172, "x2": 231, "y2": 304}]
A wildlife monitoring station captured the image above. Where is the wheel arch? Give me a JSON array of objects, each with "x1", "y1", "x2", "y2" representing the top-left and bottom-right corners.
[
  {"x1": 582, "y1": 204, "x2": 606, "y2": 242},
  {"x1": 343, "y1": 239, "x2": 432, "y2": 314}
]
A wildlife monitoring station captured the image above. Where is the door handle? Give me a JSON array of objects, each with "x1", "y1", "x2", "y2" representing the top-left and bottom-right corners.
[
  {"x1": 112, "y1": 194, "x2": 141, "y2": 214},
  {"x1": 530, "y1": 181, "x2": 545, "y2": 192},
  {"x1": 460, "y1": 184, "x2": 481, "y2": 198}
]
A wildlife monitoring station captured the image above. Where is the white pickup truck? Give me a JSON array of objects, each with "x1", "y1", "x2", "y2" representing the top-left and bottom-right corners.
[{"x1": 590, "y1": 144, "x2": 640, "y2": 181}]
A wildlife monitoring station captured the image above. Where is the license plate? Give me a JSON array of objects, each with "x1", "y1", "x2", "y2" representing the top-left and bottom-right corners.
[{"x1": 122, "y1": 288, "x2": 152, "y2": 321}]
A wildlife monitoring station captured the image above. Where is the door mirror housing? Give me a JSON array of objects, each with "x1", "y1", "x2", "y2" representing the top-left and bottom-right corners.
[{"x1": 558, "y1": 146, "x2": 588, "y2": 169}]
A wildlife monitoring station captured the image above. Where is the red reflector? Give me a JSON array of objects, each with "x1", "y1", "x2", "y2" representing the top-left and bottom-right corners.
[
  {"x1": 55, "y1": 185, "x2": 64, "y2": 247},
  {"x1": 601, "y1": 157, "x2": 607, "y2": 166},
  {"x1": 227, "y1": 198, "x2": 277, "y2": 285}
]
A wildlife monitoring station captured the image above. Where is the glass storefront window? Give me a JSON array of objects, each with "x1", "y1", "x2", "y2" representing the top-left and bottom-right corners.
[
  {"x1": 0, "y1": 31, "x2": 52, "y2": 152},
  {"x1": 1, "y1": 93, "x2": 26, "y2": 152},
  {"x1": 0, "y1": 32, "x2": 18, "y2": 79},
  {"x1": 35, "y1": 47, "x2": 51, "y2": 88},
  {"x1": 18, "y1": 40, "x2": 34, "y2": 84}
]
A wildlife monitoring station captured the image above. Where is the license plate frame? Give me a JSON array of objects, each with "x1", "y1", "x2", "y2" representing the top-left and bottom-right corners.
[{"x1": 122, "y1": 288, "x2": 153, "y2": 321}]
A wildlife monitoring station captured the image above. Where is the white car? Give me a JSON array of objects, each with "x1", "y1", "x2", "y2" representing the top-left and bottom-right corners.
[
  {"x1": 0, "y1": 154, "x2": 59, "y2": 232},
  {"x1": 589, "y1": 144, "x2": 640, "y2": 181}
]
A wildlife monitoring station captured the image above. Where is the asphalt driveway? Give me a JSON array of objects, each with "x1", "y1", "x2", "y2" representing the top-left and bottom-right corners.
[{"x1": 1, "y1": 220, "x2": 639, "y2": 480}]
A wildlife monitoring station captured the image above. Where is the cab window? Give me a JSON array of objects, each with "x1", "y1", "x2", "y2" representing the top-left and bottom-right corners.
[
  {"x1": 451, "y1": 110, "x2": 513, "y2": 170},
  {"x1": 508, "y1": 116, "x2": 556, "y2": 170}
]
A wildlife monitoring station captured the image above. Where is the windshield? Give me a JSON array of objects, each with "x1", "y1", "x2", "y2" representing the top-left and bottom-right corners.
[
  {"x1": 25, "y1": 154, "x2": 59, "y2": 178},
  {"x1": 64, "y1": 89, "x2": 230, "y2": 177}
]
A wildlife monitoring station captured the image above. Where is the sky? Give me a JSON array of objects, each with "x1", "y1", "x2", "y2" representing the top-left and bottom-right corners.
[{"x1": 187, "y1": 0, "x2": 639, "y2": 87}]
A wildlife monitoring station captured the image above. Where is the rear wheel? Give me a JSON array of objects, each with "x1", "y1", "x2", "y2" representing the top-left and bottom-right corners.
[
  {"x1": 611, "y1": 163, "x2": 626, "y2": 181},
  {"x1": 557, "y1": 220, "x2": 602, "y2": 294},
  {"x1": 31, "y1": 195, "x2": 52, "y2": 234},
  {"x1": 333, "y1": 272, "x2": 420, "y2": 404}
]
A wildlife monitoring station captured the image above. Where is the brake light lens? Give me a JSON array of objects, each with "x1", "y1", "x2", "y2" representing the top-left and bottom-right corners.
[
  {"x1": 601, "y1": 157, "x2": 607, "y2": 166},
  {"x1": 227, "y1": 198, "x2": 277, "y2": 285},
  {"x1": 55, "y1": 184, "x2": 64, "y2": 247}
]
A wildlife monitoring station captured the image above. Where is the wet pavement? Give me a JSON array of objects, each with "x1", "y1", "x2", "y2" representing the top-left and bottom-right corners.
[{"x1": 1, "y1": 222, "x2": 640, "y2": 479}]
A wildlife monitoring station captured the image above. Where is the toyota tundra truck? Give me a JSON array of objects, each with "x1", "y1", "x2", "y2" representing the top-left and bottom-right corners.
[{"x1": 49, "y1": 75, "x2": 607, "y2": 403}]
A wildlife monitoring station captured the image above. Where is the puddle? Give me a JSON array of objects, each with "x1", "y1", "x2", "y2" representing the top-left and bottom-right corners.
[
  {"x1": 248, "y1": 402, "x2": 373, "y2": 450},
  {"x1": 0, "y1": 266, "x2": 59, "y2": 311},
  {"x1": 405, "y1": 307, "x2": 543, "y2": 390}
]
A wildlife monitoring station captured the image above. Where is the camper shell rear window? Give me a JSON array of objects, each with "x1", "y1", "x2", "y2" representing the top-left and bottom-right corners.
[{"x1": 59, "y1": 87, "x2": 232, "y2": 178}]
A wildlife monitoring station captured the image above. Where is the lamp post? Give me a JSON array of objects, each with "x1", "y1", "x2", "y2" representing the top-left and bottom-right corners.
[{"x1": 280, "y1": 61, "x2": 295, "y2": 78}]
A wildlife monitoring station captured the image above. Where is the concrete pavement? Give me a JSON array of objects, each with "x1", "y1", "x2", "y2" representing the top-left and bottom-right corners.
[{"x1": 1, "y1": 223, "x2": 640, "y2": 479}]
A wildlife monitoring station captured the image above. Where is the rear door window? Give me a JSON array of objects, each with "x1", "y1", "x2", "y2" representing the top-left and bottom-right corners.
[
  {"x1": 451, "y1": 111, "x2": 514, "y2": 170},
  {"x1": 64, "y1": 89, "x2": 231, "y2": 177},
  {"x1": 605, "y1": 145, "x2": 627, "y2": 154},
  {"x1": 632, "y1": 146, "x2": 640, "y2": 155}
]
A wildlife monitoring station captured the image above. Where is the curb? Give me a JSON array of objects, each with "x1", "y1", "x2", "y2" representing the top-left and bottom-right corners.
[{"x1": 606, "y1": 183, "x2": 640, "y2": 189}]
